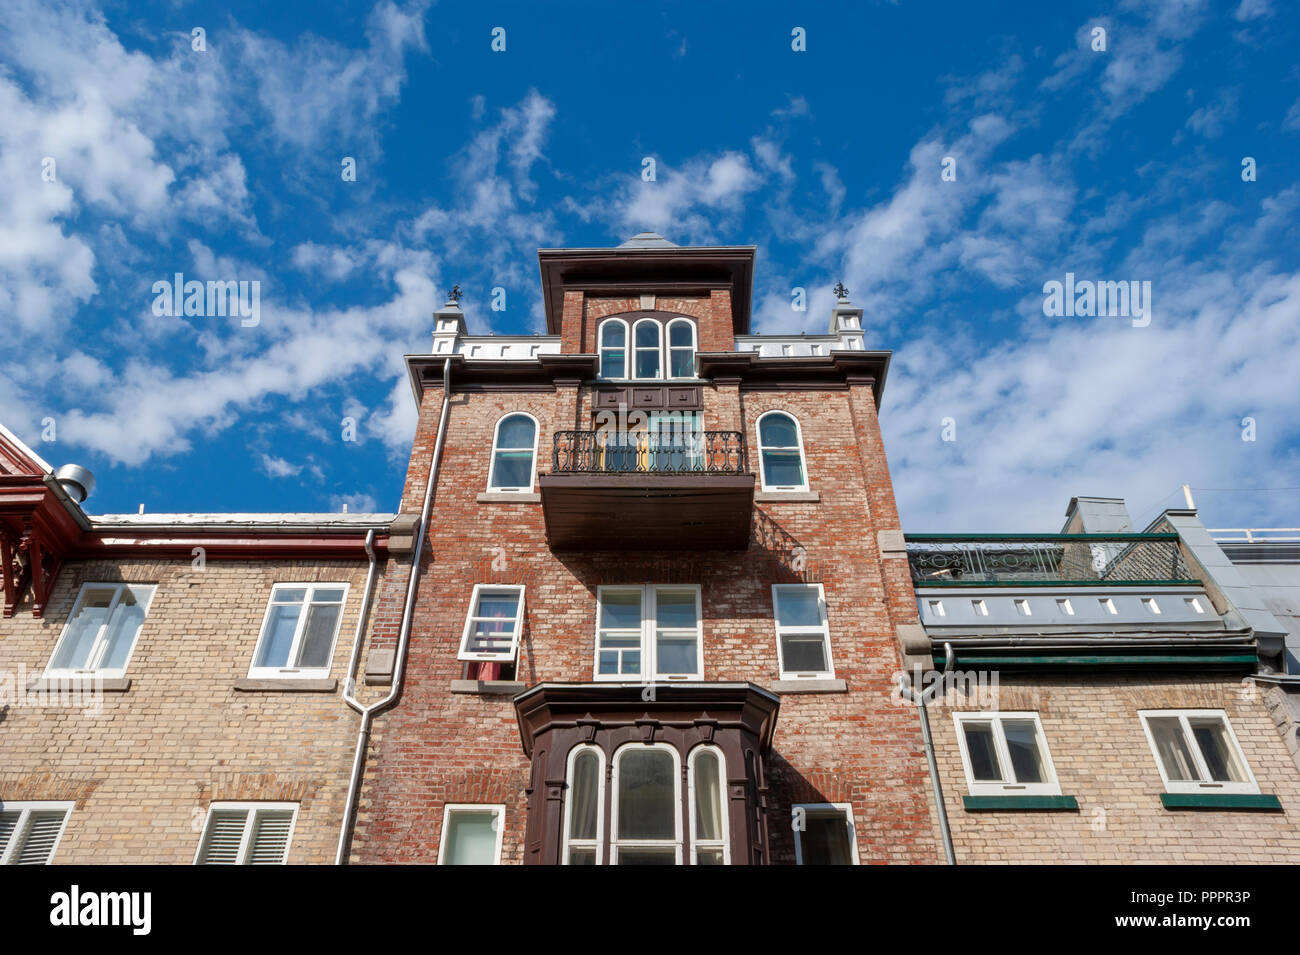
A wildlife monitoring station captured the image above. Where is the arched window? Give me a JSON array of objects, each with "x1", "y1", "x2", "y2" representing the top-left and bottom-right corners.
[
  {"x1": 562, "y1": 745, "x2": 605, "y2": 865},
  {"x1": 487, "y1": 413, "x2": 538, "y2": 492},
  {"x1": 598, "y1": 319, "x2": 628, "y2": 379},
  {"x1": 689, "y1": 746, "x2": 729, "y2": 865},
  {"x1": 632, "y1": 319, "x2": 662, "y2": 379},
  {"x1": 756, "y1": 412, "x2": 808, "y2": 491},
  {"x1": 611, "y1": 744, "x2": 681, "y2": 864},
  {"x1": 666, "y1": 319, "x2": 696, "y2": 379}
]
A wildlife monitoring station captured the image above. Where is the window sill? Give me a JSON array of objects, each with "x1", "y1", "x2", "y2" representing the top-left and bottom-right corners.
[
  {"x1": 962, "y1": 795, "x2": 1079, "y2": 811},
  {"x1": 771, "y1": 678, "x2": 847, "y2": 694},
  {"x1": 449, "y1": 680, "x2": 527, "y2": 695},
  {"x1": 755, "y1": 490, "x2": 820, "y2": 503},
  {"x1": 28, "y1": 676, "x2": 131, "y2": 692},
  {"x1": 233, "y1": 678, "x2": 338, "y2": 692},
  {"x1": 477, "y1": 492, "x2": 540, "y2": 503},
  {"x1": 1159, "y1": 793, "x2": 1282, "y2": 811}
]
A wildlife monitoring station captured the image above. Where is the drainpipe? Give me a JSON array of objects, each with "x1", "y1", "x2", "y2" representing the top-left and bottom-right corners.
[
  {"x1": 335, "y1": 357, "x2": 453, "y2": 865},
  {"x1": 896, "y1": 642, "x2": 956, "y2": 865}
]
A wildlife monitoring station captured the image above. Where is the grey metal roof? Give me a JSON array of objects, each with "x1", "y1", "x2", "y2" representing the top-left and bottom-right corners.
[
  {"x1": 89, "y1": 512, "x2": 395, "y2": 532},
  {"x1": 616, "y1": 232, "x2": 680, "y2": 249}
]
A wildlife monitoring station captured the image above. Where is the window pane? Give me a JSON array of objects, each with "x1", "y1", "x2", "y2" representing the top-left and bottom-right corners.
[
  {"x1": 1190, "y1": 719, "x2": 1246, "y2": 783},
  {"x1": 696, "y1": 847, "x2": 725, "y2": 865},
  {"x1": 50, "y1": 587, "x2": 117, "y2": 669},
  {"x1": 442, "y1": 811, "x2": 498, "y2": 865},
  {"x1": 569, "y1": 751, "x2": 600, "y2": 841},
  {"x1": 256, "y1": 602, "x2": 302, "y2": 668},
  {"x1": 272, "y1": 588, "x2": 306, "y2": 603},
  {"x1": 568, "y1": 848, "x2": 597, "y2": 865},
  {"x1": 313, "y1": 588, "x2": 345, "y2": 603},
  {"x1": 963, "y1": 722, "x2": 1002, "y2": 781},
  {"x1": 760, "y1": 414, "x2": 798, "y2": 448},
  {"x1": 1148, "y1": 717, "x2": 1198, "y2": 781},
  {"x1": 635, "y1": 349, "x2": 660, "y2": 379},
  {"x1": 477, "y1": 594, "x2": 520, "y2": 621},
  {"x1": 295, "y1": 602, "x2": 340, "y2": 668},
  {"x1": 497, "y1": 415, "x2": 535, "y2": 448},
  {"x1": 781, "y1": 634, "x2": 828, "y2": 673},
  {"x1": 634, "y1": 322, "x2": 660, "y2": 347},
  {"x1": 670, "y1": 349, "x2": 693, "y2": 378},
  {"x1": 602, "y1": 350, "x2": 625, "y2": 378},
  {"x1": 669, "y1": 322, "x2": 692, "y2": 347},
  {"x1": 655, "y1": 635, "x2": 697, "y2": 675},
  {"x1": 802, "y1": 812, "x2": 852, "y2": 865},
  {"x1": 617, "y1": 749, "x2": 675, "y2": 840},
  {"x1": 601, "y1": 323, "x2": 626, "y2": 347},
  {"x1": 775, "y1": 588, "x2": 821, "y2": 628},
  {"x1": 762, "y1": 449, "x2": 804, "y2": 487},
  {"x1": 655, "y1": 590, "x2": 697, "y2": 629},
  {"x1": 598, "y1": 651, "x2": 621, "y2": 674},
  {"x1": 97, "y1": 587, "x2": 148, "y2": 670},
  {"x1": 600, "y1": 591, "x2": 642, "y2": 629},
  {"x1": 617, "y1": 847, "x2": 676, "y2": 865},
  {"x1": 491, "y1": 450, "x2": 533, "y2": 488},
  {"x1": 1002, "y1": 720, "x2": 1046, "y2": 784},
  {"x1": 693, "y1": 751, "x2": 724, "y2": 842}
]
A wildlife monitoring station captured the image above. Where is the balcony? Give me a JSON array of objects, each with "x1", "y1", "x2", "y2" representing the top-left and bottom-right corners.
[
  {"x1": 905, "y1": 533, "x2": 1197, "y2": 587},
  {"x1": 539, "y1": 430, "x2": 754, "y2": 550}
]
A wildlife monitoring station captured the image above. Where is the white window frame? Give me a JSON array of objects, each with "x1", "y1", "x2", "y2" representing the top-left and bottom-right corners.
[
  {"x1": 43, "y1": 582, "x2": 156, "y2": 679},
  {"x1": 562, "y1": 745, "x2": 606, "y2": 865},
  {"x1": 611, "y1": 743, "x2": 682, "y2": 865},
  {"x1": 193, "y1": 802, "x2": 299, "y2": 865},
  {"x1": 755, "y1": 411, "x2": 809, "y2": 492},
  {"x1": 1139, "y1": 709, "x2": 1260, "y2": 795},
  {"x1": 952, "y1": 712, "x2": 1062, "y2": 796},
  {"x1": 0, "y1": 801, "x2": 74, "y2": 865},
  {"x1": 688, "y1": 745, "x2": 730, "y2": 865},
  {"x1": 594, "y1": 584, "x2": 704, "y2": 682},
  {"x1": 457, "y1": 584, "x2": 526, "y2": 663},
  {"x1": 665, "y1": 317, "x2": 697, "y2": 380},
  {"x1": 631, "y1": 318, "x2": 663, "y2": 381},
  {"x1": 247, "y1": 583, "x2": 349, "y2": 679},
  {"x1": 772, "y1": 583, "x2": 834, "y2": 680},
  {"x1": 792, "y1": 802, "x2": 858, "y2": 865},
  {"x1": 486, "y1": 412, "x2": 539, "y2": 493},
  {"x1": 598, "y1": 317, "x2": 630, "y2": 380},
  {"x1": 437, "y1": 803, "x2": 506, "y2": 865}
]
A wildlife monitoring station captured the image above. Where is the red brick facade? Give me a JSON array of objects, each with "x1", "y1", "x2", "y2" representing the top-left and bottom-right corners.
[{"x1": 350, "y1": 257, "x2": 942, "y2": 864}]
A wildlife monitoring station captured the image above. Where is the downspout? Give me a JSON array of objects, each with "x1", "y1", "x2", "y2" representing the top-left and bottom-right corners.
[
  {"x1": 336, "y1": 357, "x2": 452, "y2": 865},
  {"x1": 896, "y1": 642, "x2": 956, "y2": 865}
]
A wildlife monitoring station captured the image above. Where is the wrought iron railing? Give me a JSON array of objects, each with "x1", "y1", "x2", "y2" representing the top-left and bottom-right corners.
[
  {"x1": 552, "y1": 430, "x2": 746, "y2": 474},
  {"x1": 905, "y1": 534, "x2": 1197, "y2": 586}
]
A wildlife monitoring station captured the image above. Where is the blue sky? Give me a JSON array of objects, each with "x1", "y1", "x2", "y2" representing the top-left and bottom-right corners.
[{"x1": 1, "y1": 0, "x2": 1298, "y2": 531}]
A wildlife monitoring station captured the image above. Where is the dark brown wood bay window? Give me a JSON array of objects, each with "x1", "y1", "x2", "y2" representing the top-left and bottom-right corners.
[{"x1": 513, "y1": 683, "x2": 779, "y2": 864}]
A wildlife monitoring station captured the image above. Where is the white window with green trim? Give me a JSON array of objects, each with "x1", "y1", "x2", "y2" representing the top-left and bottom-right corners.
[
  {"x1": 594, "y1": 585, "x2": 703, "y2": 681},
  {"x1": 1139, "y1": 709, "x2": 1259, "y2": 795},
  {"x1": 194, "y1": 803, "x2": 297, "y2": 864},
  {"x1": 0, "y1": 801, "x2": 73, "y2": 865},
  {"x1": 44, "y1": 583, "x2": 155, "y2": 679},
  {"x1": 953, "y1": 712, "x2": 1062, "y2": 796}
]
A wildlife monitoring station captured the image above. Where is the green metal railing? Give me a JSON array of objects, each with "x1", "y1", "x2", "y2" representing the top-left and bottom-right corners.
[{"x1": 905, "y1": 533, "x2": 1197, "y2": 587}]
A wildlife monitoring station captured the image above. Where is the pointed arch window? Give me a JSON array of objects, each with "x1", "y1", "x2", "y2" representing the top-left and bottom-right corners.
[
  {"x1": 756, "y1": 411, "x2": 808, "y2": 491},
  {"x1": 487, "y1": 413, "x2": 538, "y2": 492}
]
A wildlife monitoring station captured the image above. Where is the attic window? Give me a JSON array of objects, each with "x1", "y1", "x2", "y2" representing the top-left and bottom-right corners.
[
  {"x1": 1099, "y1": 598, "x2": 1117, "y2": 615},
  {"x1": 1142, "y1": 598, "x2": 1162, "y2": 615},
  {"x1": 971, "y1": 599, "x2": 988, "y2": 617},
  {"x1": 1056, "y1": 598, "x2": 1074, "y2": 616},
  {"x1": 1185, "y1": 597, "x2": 1206, "y2": 614},
  {"x1": 1014, "y1": 599, "x2": 1032, "y2": 616}
]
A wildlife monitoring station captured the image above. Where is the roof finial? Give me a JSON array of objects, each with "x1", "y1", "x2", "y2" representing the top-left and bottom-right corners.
[
  {"x1": 833, "y1": 281, "x2": 850, "y2": 301},
  {"x1": 449, "y1": 284, "x2": 463, "y2": 304}
]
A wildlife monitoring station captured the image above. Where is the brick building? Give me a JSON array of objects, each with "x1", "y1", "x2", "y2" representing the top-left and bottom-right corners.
[
  {"x1": 0, "y1": 423, "x2": 395, "y2": 864},
  {"x1": 348, "y1": 234, "x2": 944, "y2": 864}
]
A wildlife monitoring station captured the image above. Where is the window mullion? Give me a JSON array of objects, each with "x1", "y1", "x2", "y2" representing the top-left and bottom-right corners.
[
  {"x1": 643, "y1": 586, "x2": 654, "y2": 678},
  {"x1": 235, "y1": 809, "x2": 256, "y2": 864},
  {"x1": 286, "y1": 590, "x2": 313, "y2": 669},
  {"x1": 84, "y1": 585, "x2": 126, "y2": 671},
  {"x1": 1181, "y1": 715, "x2": 1213, "y2": 783},
  {"x1": 991, "y1": 720, "x2": 1017, "y2": 785}
]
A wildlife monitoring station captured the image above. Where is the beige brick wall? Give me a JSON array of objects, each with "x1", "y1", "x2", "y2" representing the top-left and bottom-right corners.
[
  {"x1": 0, "y1": 556, "x2": 381, "y2": 864},
  {"x1": 930, "y1": 674, "x2": 1300, "y2": 863}
]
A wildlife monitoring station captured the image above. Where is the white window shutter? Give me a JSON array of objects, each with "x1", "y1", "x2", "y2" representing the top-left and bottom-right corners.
[
  {"x1": 199, "y1": 809, "x2": 250, "y2": 864},
  {"x1": 14, "y1": 811, "x2": 67, "y2": 865},
  {"x1": 0, "y1": 812, "x2": 18, "y2": 861},
  {"x1": 247, "y1": 810, "x2": 294, "y2": 864}
]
